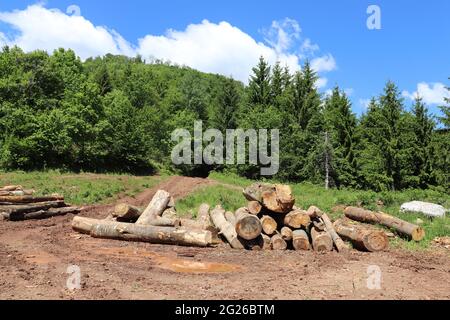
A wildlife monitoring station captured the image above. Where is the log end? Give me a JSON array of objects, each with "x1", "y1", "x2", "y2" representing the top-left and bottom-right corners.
[
  {"x1": 412, "y1": 227, "x2": 426, "y2": 242},
  {"x1": 364, "y1": 232, "x2": 389, "y2": 252}
]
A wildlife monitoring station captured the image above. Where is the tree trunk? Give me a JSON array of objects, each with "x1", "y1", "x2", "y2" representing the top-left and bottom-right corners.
[
  {"x1": 283, "y1": 210, "x2": 311, "y2": 229},
  {"x1": 241, "y1": 235, "x2": 265, "y2": 251},
  {"x1": 280, "y1": 226, "x2": 293, "y2": 241},
  {"x1": 85, "y1": 220, "x2": 212, "y2": 247},
  {"x1": 311, "y1": 226, "x2": 333, "y2": 252},
  {"x1": 209, "y1": 206, "x2": 244, "y2": 249},
  {"x1": 0, "y1": 190, "x2": 34, "y2": 196},
  {"x1": 270, "y1": 233, "x2": 287, "y2": 250},
  {"x1": 8, "y1": 207, "x2": 79, "y2": 221},
  {"x1": 234, "y1": 208, "x2": 262, "y2": 241},
  {"x1": 0, "y1": 195, "x2": 64, "y2": 204},
  {"x1": 136, "y1": 190, "x2": 171, "y2": 225},
  {"x1": 321, "y1": 213, "x2": 349, "y2": 252},
  {"x1": 224, "y1": 211, "x2": 236, "y2": 224},
  {"x1": 243, "y1": 183, "x2": 294, "y2": 214},
  {"x1": 0, "y1": 185, "x2": 22, "y2": 192},
  {"x1": 292, "y1": 230, "x2": 310, "y2": 251},
  {"x1": 247, "y1": 201, "x2": 262, "y2": 215},
  {"x1": 0, "y1": 201, "x2": 65, "y2": 215},
  {"x1": 260, "y1": 215, "x2": 277, "y2": 236},
  {"x1": 306, "y1": 206, "x2": 324, "y2": 219},
  {"x1": 147, "y1": 217, "x2": 181, "y2": 227},
  {"x1": 344, "y1": 206, "x2": 425, "y2": 241},
  {"x1": 334, "y1": 219, "x2": 389, "y2": 252},
  {"x1": 262, "y1": 234, "x2": 271, "y2": 250},
  {"x1": 178, "y1": 219, "x2": 220, "y2": 244},
  {"x1": 113, "y1": 204, "x2": 142, "y2": 221},
  {"x1": 196, "y1": 203, "x2": 211, "y2": 229}
]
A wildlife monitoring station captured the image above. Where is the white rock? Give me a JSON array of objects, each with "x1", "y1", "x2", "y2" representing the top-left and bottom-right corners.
[{"x1": 400, "y1": 201, "x2": 447, "y2": 218}]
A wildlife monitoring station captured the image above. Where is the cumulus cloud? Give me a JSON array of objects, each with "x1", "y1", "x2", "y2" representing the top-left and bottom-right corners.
[
  {"x1": 0, "y1": 4, "x2": 337, "y2": 85},
  {"x1": 402, "y1": 82, "x2": 449, "y2": 105}
]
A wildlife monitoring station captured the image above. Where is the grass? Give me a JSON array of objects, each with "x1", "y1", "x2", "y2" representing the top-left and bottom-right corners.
[
  {"x1": 178, "y1": 171, "x2": 450, "y2": 250},
  {"x1": 0, "y1": 170, "x2": 167, "y2": 205}
]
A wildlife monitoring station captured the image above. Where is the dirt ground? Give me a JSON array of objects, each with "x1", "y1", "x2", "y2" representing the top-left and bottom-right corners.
[{"x1": 0, "y1": 176, "x2": 449, "y2": 300}]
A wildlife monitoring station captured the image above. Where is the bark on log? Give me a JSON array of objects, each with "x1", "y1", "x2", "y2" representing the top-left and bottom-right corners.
[
  {"x1": 306, "y1": 206, "x2": 324, "y2": 219},
  {"x1": 136, "y1": 190, "x2": 171, "y2": 225},
  {"x1": 86, "y1": 220, "x2": 212, "y2": 247},
  {"x1": 270, "y1": 233, "x2": 287, "y2": 250},
  {"x1": 260, "y1": 215, "x2": 277, "y2": 236},
  {"x1": 311, "y1": 226, "x2": 333, "y2": 252},
  {"x1": 243, "y1": 183, "x2": 295, "y2": 214},
  {"x1": 0, "y1": 190, "x2": 34, "y2": 196},
  {"x1": 247, "y1": 201, "x2": 262, "y2": 215},
  {"x1": 344, "y1": 206, "x2": 425, "y2": 241},
  {"x1": 280, "y1": 226, "x2": 293, "y2": 241},
  {"x1": 0, "y1": 185, "x2": 22, "y2": 191},
  {"x1": 196, "y1": 203, "x2": 211, "y2": 229},
  {"x1": 262, "y1": 234, "x2": 271, "y2": 250},
  {"x1": 284, "y1": 210, "x2": 311, "y2": 229},
  {"x1": 148, "y1": 217, "x2": 181, "y2": 228},
  {"x1": 72, "y1": 216, "x2": 98, "y2": 234},
  {"x1": 0, "y1": 201, "x2": 65, "y2": 214},
  {"x1": 113, "y1": 204, "x2": 142, "y2": 221},
  {"x1": 321, "y1": 213, "x2": 349, "y2": 252},
  {"x1": 334, "y1": 219, "x2": 389, "y2": 252},
  {"x1": 234, "y1": 208, "x2": 262, "y2": 240},
  {"x1": 292, "y1": 230, "x2": 310, "y2": 251},
  {"x1": 224, "y1": 211, "x2": 236, "y2": 224},
  {"x1": 8, "y1": 206, "x2": 79, "y2": 221},
  {"x1": 162, "y1": 208, "x2": 177, "y2": 219},
  {"x1": 209, "y1": 206, "x2": 244, "y2": 249},
  {"x1": 0, "y1": 195, "x2": 64, "y2": 204}
]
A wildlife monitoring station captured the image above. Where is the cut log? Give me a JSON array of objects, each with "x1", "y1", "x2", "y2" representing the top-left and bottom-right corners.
[
  {"x1": 292, "y1": 230, "x2": 310, "y2": 251},
  {"x1": 280, "y1": 226, "x2": 293, "y2": 241},
  {"x1": 247, "y1": 201, "x2": 262, "y2": 215},
  {"x1": 209, "y1": 206, "x2": 244, "y2": 249},
  {"x1": 320, "y1": 213, "x2": 349, "y2": 252},
  {"x1": 167, "y1": 196, "x2": 176, "y2": 208},
  {"x1": 262, "y1": 234, "x2": 271, "y2": 250},
  {"x1": 72, "y1": 216, "x2": 98, "y2": 234},
  {"x1": 224, "y1": 211, "x2": 236, "y2": 224},
  {"x1": 0, "y1": 185, "x2": 22, "y2": 192},
  {"x1": 113, "y1": 204, "x2": 142, "y2": 221},
  {"x1": 334, "y1": 219, "x2": 389, "y2": 252},
  {"x1": 162, "y1": 207, "x2": 177, "y2": 219},
  {"x1": 196, "y1": 203, "x2": 211, "y2": 229},
  {"x1": 84, "y1": 219, "x2": 212, "y2": 247},
  {"x1": 260, "y1": 215, "x2": 277, "y2": 236},
  {"x1": 0, "y1": 201, "x2": 65, "y2": 214},
  {"x1": 306, "y1": 206, "x2": 324, "y2": 219},
  {"x1": 136, "y1": 190, "x2": 171, "y2": 225},
  {"x1": 0, "y1": 190, "x2": 34, "y2": 196},
  {"x1": 148, "y1": 217, "x2": 181, "y2": 228},
  {"x1": 234, "y1": 208, "x2": 262, "y2": 241},
  {"x1": 8, "y1": 207, "x2": 79, "y2": 221},
  {"x1": 242, "y1": 235, "x2": 265, "y2": 251},
  {"x1": 0, "y1": 195, "x2": 64, "y2": 204},
  {"x1": 310, "y1": 226, "x2": 333, "y2": 252},
  {"x1": 243, "y1": 183, "x2": 295, "y2": 214},
  {"x1": 284, "y1": 210, "x2": 311, "y2": 229},
  {"x1": 344, "y1": 206, "x2": 425, "y2": 241},
  {"x1": 270, "y1": 233, "x2": 287, "y2": 250}
]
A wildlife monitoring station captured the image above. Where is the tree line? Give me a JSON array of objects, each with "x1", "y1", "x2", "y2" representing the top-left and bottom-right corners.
[{"x1": 0, "y1": 47, "x2": 448, "y2": 191}]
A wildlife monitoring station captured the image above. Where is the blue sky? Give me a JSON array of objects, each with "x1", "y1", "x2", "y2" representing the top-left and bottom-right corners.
[{"x1": 0, "y1": 0, "x2": 449, "y2": 116}]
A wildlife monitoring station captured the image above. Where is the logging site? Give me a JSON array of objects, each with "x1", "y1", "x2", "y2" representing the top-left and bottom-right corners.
[{"x1": 0, "y1": 172, "x2": 449, "y2": 300}]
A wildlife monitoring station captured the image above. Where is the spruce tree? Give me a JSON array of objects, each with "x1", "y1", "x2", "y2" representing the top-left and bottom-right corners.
[
  {"x1": 247, "y1": 56, "x2": 271, "y2": 107},
  {"x1": 210, "y1": 77, "x2": 240, "y2": 132}
]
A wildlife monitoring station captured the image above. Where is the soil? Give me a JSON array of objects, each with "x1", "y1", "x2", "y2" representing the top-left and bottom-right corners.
[{"x1": 0, "y1": 176, "x2": 449, "y2": 300}]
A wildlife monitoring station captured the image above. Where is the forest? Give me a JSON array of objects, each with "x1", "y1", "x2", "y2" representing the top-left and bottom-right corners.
[{"x1": 0, "y1": 46, "x2": 448, "y2": 192}]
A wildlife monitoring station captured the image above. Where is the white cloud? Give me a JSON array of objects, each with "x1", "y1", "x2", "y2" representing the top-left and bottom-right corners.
[
  {"x1": 0, "y1": 5, "x2": 337, "y2": 84},
  {"x1": 402, "y1": 82, "x2": 449, "y2": 105},
  {"x1": 359, "y1": 99, "x2": 371, "y2": 110},
  {"x1": 310, "y1": 54, "x2": 337, "y2": 73},
  {"x1": 316, "y1": 78, "x2": 328, "y2": 89}
]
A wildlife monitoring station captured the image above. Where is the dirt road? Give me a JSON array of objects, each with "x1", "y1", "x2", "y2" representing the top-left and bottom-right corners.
[{"x1": 1, "y1": 176, "x2": 449, "y2": 300}]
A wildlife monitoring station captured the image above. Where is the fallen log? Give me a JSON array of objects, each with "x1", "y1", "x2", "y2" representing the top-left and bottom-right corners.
[
  {"x1": 247, "y1": 201, "x2": 262, "y2": 215},
  {"x1": 311, "y1": 226, "x2": 333, "y2": 252},
  {"x1": 136, "y1": 190, "x2": 171, "y2": 225},
  {"x1": 242, "y1": 235, "x2": 265, "y2": 251},
  {"x1": 0, "y1": 190, "x2": 34, "y2": 196},
  {"x1": 321, "y1": 213, "x2": 349, "y2": 252},
  {"x1": 292, "y1": 230, "x2": 310, "y2": 251},
  {"x1": 344, "y1": 206, "x2": 425, "y2": 241},
  {"x1": 210, "y1": 206, "x2": 244, "y2": 249},
  {"x1": 0, "y1": 201, "x2": 65, "y2": 214},
  {"x1": 284, "y1": 210, "x2": 311, "y2": 229},
  {"x1": 81, "y1": 219, "x2": 212, "y2": 247},
  {"x1": 224, "y1": 211, "x2": 236, "y2": 224},
  {"x1": 162, "y1": 207, "x2": 177, "y2": 219},
  {"x1": 270, "y1": 233, "x2": 287, "y2": 250},
  {"x1": 8, "y1": 206, "x2": 79, "y2": 221},
  {"x1": 0, "y1": 195, "x2": 64, "y2": 204},
  {"x1": 280, "y1": 226, "x2": 293, "y2": 241},
  {"x1": 234, "y1": 208, "x2": 262, "y2": 241},
  {"x1": 260, "y1": 215, "x2": 277, "y2": 236},
  {"x1": 243, "y1": 183, "x2": 294, "y2": 214},
  {"x1": 306, "y1": 206, "x2": 324, "y2": 219},
  {"x1": 113, "y1": 204, "x2": 142, "y2": 221},
  {"x1": 334, "y1": 219, "x2": 389, "y2": 252},
  {"x1": 148, "y1": 217, "x2": 181, "y2": 228},
  {"x1": 262, "y1": 234, "x2": 271, "y2": 250},
  {"x1": 196, "y1": 203, "x2": 211, "y2": 229},
  {"x1": 0, "y1": 185, "x2": 22, "y2": 192}
]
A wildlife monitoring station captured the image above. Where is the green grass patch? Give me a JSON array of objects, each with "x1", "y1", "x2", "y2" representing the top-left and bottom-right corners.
[{"x1": 0, "y1": 170, "x2": 167, "y2": 205}]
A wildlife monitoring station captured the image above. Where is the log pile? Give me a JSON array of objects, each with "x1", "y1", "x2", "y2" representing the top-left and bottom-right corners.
[
  {"x1": 0, "y1": 185, "x2": 79, "y2": 221},
  {"x1": 72, "y1": 190, "x2": 217, "y2": 248}
]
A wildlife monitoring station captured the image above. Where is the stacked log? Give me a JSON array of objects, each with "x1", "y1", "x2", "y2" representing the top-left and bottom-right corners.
[{"x1": 0, "y1": 185, "x2": 79, "y2": 221}]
